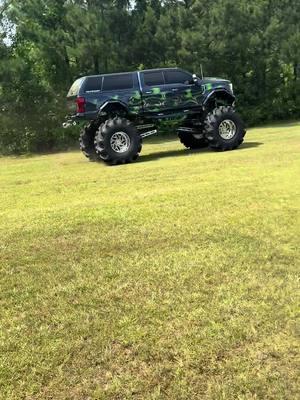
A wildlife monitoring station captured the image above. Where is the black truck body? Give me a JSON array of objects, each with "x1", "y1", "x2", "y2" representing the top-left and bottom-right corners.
[
  {"x1": 67, "y1": 68, "x2": 234, "y2": 121},
  {"x1": 65, "y1": 67, "x2": 246, "y2": 165}
]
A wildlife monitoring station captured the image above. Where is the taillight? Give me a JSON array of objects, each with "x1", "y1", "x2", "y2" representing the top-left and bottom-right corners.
[{"x1": 76, "y1": 97, "x2": 85, "y2": 113}]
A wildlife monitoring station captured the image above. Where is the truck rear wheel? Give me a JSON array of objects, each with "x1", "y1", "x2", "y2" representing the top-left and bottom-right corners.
[
  {"x1": 94, "y1": 117, "x2": 142, "y2": 165},
  {"x1": 204, "y1": 106, "x2": 246, "y2": 151},
  {"x1": 79, "y1": 122, "x2": 99, "y2": 161}
]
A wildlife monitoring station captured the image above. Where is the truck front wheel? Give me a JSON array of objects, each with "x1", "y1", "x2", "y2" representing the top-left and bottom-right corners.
[
  {"x1": 178, "y1": 132, "x2": 208, "y2": 149},
  {"x1": 94, "y1": 117, "x2": 142, "y2": 165},
  {"x1": 204, "y1": 106, "x2": 246, "y2": 151},
  {"x1": 178, "y1": 121, "x2": 208, "y2": 149}
]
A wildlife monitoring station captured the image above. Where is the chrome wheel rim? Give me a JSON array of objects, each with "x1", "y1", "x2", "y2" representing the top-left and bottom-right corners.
[
  {"x1": 218, "y1": 119, "x2": 237, "y2": 140},
  {"x1": 110, "y1": 131, "x2": 130, "y2": 153}
]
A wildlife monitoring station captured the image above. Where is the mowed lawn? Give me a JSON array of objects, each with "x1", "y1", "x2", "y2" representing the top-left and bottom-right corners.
[{"x1": 0, "y1": 123, "x2": 299, "y2": 400}]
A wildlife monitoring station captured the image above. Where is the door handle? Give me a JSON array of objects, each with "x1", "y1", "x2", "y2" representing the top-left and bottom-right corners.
[{"x1": 172, "y1": 88, "x2": 179, "y2": 92}]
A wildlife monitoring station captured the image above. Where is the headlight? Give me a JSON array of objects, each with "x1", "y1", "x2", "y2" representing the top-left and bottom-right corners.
[{"x1": 229, "y1": 83, "x2": 234, "y2": 93}]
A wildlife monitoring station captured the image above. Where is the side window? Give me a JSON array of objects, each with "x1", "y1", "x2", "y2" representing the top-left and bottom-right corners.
[
  {"x1": 102, "y1": 74, "x2": 133, "y2": 91},
  {"x1": 143, "y1": 71, "x2": 165, "y2": 87},
  {"x1": 84, "y1": 76, "x2": 103, "y2": 93},
  {"x1": 164, "y1": 70, "x2": 192, "y2": 85},
  {"x1": 67, "y1": 78, "x2": 84, "y2": 97}
]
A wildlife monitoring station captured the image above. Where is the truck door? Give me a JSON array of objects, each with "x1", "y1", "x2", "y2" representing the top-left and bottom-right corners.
[
  {"x1": 140, "y1": 70, "x2": 168, "y2": 113},
  {"x1": 140, "y1": 69, "x2": 203, "y2": 114},
  {"x1": 162, "y1": 69, "x2": 204, "y2": 110}
]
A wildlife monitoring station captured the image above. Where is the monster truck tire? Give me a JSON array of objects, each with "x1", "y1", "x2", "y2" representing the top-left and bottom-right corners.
[
  {"x1": 79, "y1": 122, "x2": 99, "y2": 161},
  {"x1": 204, "y1": 106, "x2": 246, "y2": 151},
  {"x1": 178, "y1": 132, "x2": 208, "y2": 149},
  {"x1": 94, "y1": 117, "x2": 142, "y2": 165},
  {"x1": 178, "y1": 121, "x2": 208, "y2": 149}
]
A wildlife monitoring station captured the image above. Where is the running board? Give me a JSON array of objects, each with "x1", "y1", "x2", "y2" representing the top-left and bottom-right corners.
[
  {"x1": 140, "y1": 129, "x2": 157, "y2": 139},
  {"x1": 137, "y1": 124, "x2": 155, "y2": 130},
  {"x1": 177, "y1": 127, "x2": 198, "y2": 133}
]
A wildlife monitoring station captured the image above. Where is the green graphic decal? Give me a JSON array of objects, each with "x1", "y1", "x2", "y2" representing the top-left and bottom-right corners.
[
  {"x1": 132, "y1": 90, "x2": 141, "y2": 100},
  {"x1": 131, "y1": 106, "x2": 140, "y2": 114},
  {"x1": 142, "y1": 85, "x2": 206, "y2": 112},
  {"x1": 185, "y1": 89, "x2": 194, "y2": 99},
  {"x1": 143, "y1": 87, "x2": 165, "y2": 111},
  {"x1": 128, "y1": 90, "x2": 143, "y2": 114},
  {"x1": 152, "y1": 87, "x2": 161, "y2": 95}
]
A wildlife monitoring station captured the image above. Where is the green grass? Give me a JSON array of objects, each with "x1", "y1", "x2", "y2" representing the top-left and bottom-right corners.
[{"x1": 0, "y1": 123, "x2": 299, "y2": 399}]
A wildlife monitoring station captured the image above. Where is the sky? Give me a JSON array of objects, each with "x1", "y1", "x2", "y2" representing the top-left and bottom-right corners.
[{"x1": 0, "y1": 0, "x2": 15, "y2": 45}]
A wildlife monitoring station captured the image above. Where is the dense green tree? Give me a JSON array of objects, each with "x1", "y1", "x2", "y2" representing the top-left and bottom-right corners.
[{"x1": 133, "y1": 6, "x2": 160, "y2": 68}]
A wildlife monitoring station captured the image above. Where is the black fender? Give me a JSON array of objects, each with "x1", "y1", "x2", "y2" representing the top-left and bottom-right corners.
[
  {"x1": 203, "y1": 88, "x2": 235, "y2": 108},
  {"x1": 98, "y1": 100, "x2": 129, "y2": 117}
]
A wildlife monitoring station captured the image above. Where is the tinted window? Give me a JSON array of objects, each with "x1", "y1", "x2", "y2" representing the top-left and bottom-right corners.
[
  {"x1": 143, "y1": 71, "x2": 165, "y2": 86},
  {"x1": 102, "y1": 74, "x2": 133, "y2": 91},
  {"x1": 84, "y1": 76, "x2": 103, "y2": 92},
  {"x1": 164, "y1": 70, "x2": 192, "y2": 85}
]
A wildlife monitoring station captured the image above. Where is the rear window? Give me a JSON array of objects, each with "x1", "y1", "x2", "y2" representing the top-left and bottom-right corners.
[
  {"x1": 67, "y1": 78, "x2": 84, "y2": 97},
  {"x1": 143, "y1": 71, "x2": 165, "y2": 86},
  {"x1": 164, "y1": 70, "x2": 192, "y2": 85},
  {"x1": 84, "y1": 76, "x2": 103, "y2": 92},
  {"x1": 102, "y1": 74, "x2": 133, "y2": 91}
]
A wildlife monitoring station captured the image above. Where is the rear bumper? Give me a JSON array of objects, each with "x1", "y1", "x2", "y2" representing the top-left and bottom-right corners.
[
  {"x1": 62, "y1": 112, "x2": 96, "y2": 128},
  {"x1": 62, "y1": 119, "x2": 78, "y2": 129}
]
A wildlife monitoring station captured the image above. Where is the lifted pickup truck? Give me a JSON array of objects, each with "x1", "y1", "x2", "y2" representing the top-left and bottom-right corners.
[{"x1": 65, "y1": 68, "x2": 246, "y2": 165}]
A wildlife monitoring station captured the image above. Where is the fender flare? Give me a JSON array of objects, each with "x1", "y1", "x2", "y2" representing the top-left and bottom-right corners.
[
  {"x1": 98, "y1": 100, "x2": 130, "y2": 116},
  {"x1": 203, "y1": 88, "x2": 235, "y2": 107}
]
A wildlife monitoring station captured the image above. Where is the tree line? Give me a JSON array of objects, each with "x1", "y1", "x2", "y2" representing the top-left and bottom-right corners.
[{"x1": 0, "y1": 0, "x2": 299, "y2": 153}]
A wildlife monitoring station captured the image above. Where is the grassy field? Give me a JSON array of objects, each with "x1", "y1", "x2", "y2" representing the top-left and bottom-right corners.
[{"x1": 0, "y1": 123, "x2": 299, "y2": 399}]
